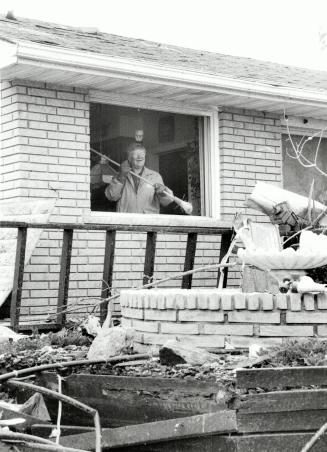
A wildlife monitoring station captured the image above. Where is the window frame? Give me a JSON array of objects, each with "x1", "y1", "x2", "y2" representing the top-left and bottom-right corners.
[
  {"x1": 281, "y1": 115, "x2": 327, "y2": 191},
  {"x1": 84, "y1": 90, "x2": 220, "y2": 225}
]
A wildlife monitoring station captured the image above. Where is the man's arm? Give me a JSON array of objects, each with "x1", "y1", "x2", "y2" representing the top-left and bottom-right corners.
[
  {"x1": 104, "y1": 160, "x2": 131, "y2": 202},
  {"x1": 105, "y1": 177, "x2": 124, "y2": 202},
  {"x1": 154, "y1": 175, "x2": 173, "y2": 207}
]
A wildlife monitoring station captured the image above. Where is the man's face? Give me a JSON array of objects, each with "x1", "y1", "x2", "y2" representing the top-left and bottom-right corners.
[{"x1": 128, "y1": 149, "x2": 146, "y2": 170}]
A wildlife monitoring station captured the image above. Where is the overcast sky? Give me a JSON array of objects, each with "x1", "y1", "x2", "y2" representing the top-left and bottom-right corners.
[{"x1": 1, "y1": 0, "x2": 327, "y2": 71}]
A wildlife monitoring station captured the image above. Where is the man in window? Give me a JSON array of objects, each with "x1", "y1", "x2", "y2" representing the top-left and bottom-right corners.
[{"x1": 104, "y1": 143, "x2": 173, "y2": 214}]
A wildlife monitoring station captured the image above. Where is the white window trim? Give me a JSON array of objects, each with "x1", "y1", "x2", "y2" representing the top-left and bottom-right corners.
[
  {"x1": 281, "y1": 115, "x2": 327, "y2": 137},
  {"x1": 84, "y1": 90, "x2": 221, "y2": 226}
]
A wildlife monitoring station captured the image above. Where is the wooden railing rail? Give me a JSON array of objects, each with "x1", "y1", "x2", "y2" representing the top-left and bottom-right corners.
[{"x1": 0, "y1": 221, "x2": 233, "y2": 331}]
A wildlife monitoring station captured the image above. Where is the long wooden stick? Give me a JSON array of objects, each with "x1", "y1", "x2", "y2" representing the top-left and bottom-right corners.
[
  {"x1": 0, "y1": 353, "x2": 156, "y2": 383},
  {"x1": 300, "y1": 421, "x2": 327, "y2": 452},
  {"x1": 0, "y1": 431, "x2": 87, "y2": 451},
  {"x1": 91, "y1": 148, "x2": 163, "y2": 191},
  {"x1": 6, "y1": 442, "x2": 87, "y2": 452}
]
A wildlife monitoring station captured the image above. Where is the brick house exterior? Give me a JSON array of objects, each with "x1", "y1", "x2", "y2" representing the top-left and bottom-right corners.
[{"x1": 1, "y1": 16, "x2": 327, "y2": 325}]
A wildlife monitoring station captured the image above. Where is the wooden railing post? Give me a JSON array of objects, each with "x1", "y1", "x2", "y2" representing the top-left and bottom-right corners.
[
  {"x1": 57, "y1": 229, "x2": 74, "y2": 326},
  {"x1": 101, "y1": 230, "x2": 116, "y2": 324},
  {"x1": 216, "y1": 230, "x2": 233, "y2": 288},
  {"x1": 181, "y1": 233, "x2": 198, "y2": 289},
  {"x1": 10, "y1": 227, "x2": 28, "y2": 332},
  {"x1": 143, "y1": 232, "x2": 157, "y2": 286}
]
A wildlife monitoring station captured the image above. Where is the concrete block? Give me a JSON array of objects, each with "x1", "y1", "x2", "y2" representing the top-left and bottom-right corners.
[
  {"x1": 259, "y1": 325, "x2": 314, "y2": 337},
  {"x1": 132, "y1": 320, "x2": 159, "y2": 333},
  {"x1": 275, "y1": 293, "x2": 288, "y2": 310},
  {"x1": 121, "y1": 307, "x2": 144, "y2": 320},
  {"x1": 149, "y1": 295, "x2": 157, "y2": 309},
  {"x1": 317, "y1": 293, "x2": 327, "y2": 309},
  {"x1": 176, "y1": 335, "x2": 225, "y2": 349},
  {"x1": 185, "y1": 293, "x2": 197, "y2": 309},
  {"x1": 175, "y1": 293, "x2": 185, "y2": 309},
  {"x1": 289, "y1": 293, "x2": 302, "y2": 311},
  {"x1": 260, "y1": 293, "x2": 274, "y2": 310},
  {"x1": 303, "y1": 294, "x2": 315, "y2": 311},
  {"x1": 164, "y1": 293, "x2": 175, "y2": 309},
  {"x1": 286, "y1": 311, "x2": 327, "y2": 323},
  {"x1": 144, "y1": 309, "x2": 177, "y2": 322},
  {"x1": 161, "y1": 322, "x2": 199, "y2": 335},
  {"x1": 179, "y1": 310, "x2": 224, "y2": 322},
  {"x1": 203, "y1": 324, "x2": 253, "y2": 336},
  {"x1": 157, "y1": 294, "x2": 166, "y2": 310},
  {"x1": 233, "y1": 293, "x2": 246, "y2": 310},
  {"x1": 228, "y1": 311, "x2": 280, "y2": 324},
  {"x1": 317, "y1": 325, "x2": 327, "y2": 336},
  {"x1": 121, "y1": 318, "x2": 133, "y2": 328},
  {"x1": 142, "y1": 333, "x2": 176, "y2": 345},
  {"x1": 208, "y1": 293, "x2": 220, "y2": 310},
  {"x1": 230, "y1": 336, "x2": 282, "y2": 349},
  {"x1": 197, "y1": 292, "x2": 209, "y2": 310},
  {"x1": 247, "y1": 293, "x2": 260, "y2": 310},
  {"x1": 136, "y1": 293, "x2": 144, "y2": 309},
  {"x1": 221, "y1": 293, "x2": 233, "y2": 310},
  {"x1": 143, "y1": 292, "x2": 151, "y2": 309}
]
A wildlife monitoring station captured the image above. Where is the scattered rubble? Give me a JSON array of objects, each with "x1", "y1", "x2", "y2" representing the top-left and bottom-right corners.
[
  {"x1": 159, "y1": 339, "x2": 220, "y2": 366},
  {"x1": 87, "y1": 326, "x2": 135, "y2": 360}
]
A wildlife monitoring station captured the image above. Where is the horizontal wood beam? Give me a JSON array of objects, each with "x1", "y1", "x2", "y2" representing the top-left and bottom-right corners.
[
  {"x1": 0, "y1": 220, "x2": 232, "y2": 235},
  {"x1": 60, "y1": 410, "x2": 237, "y2": 449},
  {"x1": 237, "y1": 366, "x2": 327, "y2": 390}
]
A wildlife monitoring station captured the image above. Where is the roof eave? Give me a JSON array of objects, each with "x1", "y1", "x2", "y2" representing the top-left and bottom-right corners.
[{"x1": 1, "y1": 40, "x2": 327, "y2": 111}]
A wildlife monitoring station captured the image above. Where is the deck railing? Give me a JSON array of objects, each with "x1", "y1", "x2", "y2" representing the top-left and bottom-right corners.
[{"x1": 0, "y1": 221, "x2": 233, "y2": 332}]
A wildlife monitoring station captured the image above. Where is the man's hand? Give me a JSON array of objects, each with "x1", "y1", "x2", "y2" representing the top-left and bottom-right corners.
[
  {"x1": 118, "y1": 160, "x2": 131, "y2": 182},
  {"x1": 155, "y1": 183, "x2": 172, "y2": 197}
]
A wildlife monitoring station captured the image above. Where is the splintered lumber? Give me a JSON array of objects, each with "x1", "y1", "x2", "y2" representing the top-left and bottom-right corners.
[
  {"x1": 60, "y1": 411, "x2": 237, "y2": 450},
  {"x1": 236, "y1": 366, "x2": 327, "y2": 390},
  {"x1": 37, "y1": 372, "x2": 226, "y2": 427},
  {"x1": 227, "y1": 433, "x2": 326, "y2": 452},
  {"x1": 237, "y1": 409, "x2": 327, "y2": 433},
  {"x1": 233, "y1": 389, "x2": 327, "y2": 413}
]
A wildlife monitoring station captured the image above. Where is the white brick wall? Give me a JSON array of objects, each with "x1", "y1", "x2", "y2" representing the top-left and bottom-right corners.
[
  {"x1": 219, "y1": 107, "x2": 282, "y2": 222},
  {"x1": 0, "y1": 83, "x2": 284, "y2": 322},
  {"x1": 121, "y1": 289, "x2": 321, "y2": 351}
]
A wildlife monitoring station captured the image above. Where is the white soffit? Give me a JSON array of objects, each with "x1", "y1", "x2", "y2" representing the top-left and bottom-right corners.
[{"x1": 1, "y1": 40, "x2": 327, "y2": 118}]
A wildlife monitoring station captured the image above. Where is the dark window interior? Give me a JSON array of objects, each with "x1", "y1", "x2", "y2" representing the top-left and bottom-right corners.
[
  {"x1": 90, "y1": 103, "x2": 202, "y2": 215},
  {"x1": 282, "y1": 133, "x2": 327, "y2": 204}
]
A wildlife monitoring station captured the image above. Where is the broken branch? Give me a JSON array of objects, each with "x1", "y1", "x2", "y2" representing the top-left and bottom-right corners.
[
  {"x1": 0, "y1": 431, "x2": 87, "y2": 450},
  {"x1": 300, "y1": 421, "x2": 327, "y2": 452},
  {"x1": 0, "y1": 353, "x2": 157, "y2": 383},
  {"x1": 7, "y1": 380, "x2": 102, "y2": 452},
  {"x1": 51, "y1": 261, "x2": 237, "y2": 319}
]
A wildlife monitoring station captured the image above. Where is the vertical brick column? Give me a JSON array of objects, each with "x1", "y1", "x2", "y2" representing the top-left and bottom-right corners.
[
  {"x1": 0, "y1": 80, "x2": 91, "y2": 321},
  {"x1": 219, "y1": 107, "x2": 282, "y2": 222}
]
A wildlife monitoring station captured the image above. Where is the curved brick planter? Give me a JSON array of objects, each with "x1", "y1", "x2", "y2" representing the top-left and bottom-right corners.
[{"x1": 120, "y1": 289, "x2": 327, "y2": 351}]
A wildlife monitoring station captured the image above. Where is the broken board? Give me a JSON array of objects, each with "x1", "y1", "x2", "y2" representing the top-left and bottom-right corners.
[{"x1": 36, "y1": 372, "x2": 228, "y2": 428}]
